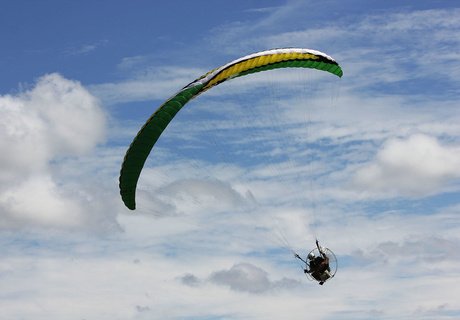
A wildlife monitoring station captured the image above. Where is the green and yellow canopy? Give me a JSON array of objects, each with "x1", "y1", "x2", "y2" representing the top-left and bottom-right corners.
[{"x1": 119, "y1": 48, "x2": 343, "y2": 210}]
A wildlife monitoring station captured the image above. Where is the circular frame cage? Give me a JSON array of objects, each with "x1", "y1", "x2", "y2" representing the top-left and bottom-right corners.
[{"x1": 303, "y1": 247, "x2": 338, "y2": 283}]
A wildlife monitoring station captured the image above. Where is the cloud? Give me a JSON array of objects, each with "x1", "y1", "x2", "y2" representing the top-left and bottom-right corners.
[
  {"x1": 0, "y1": 73, "x2": 112, "y2": 230},
  {"x1": 0, "y1": 73, "x2": 105, "y2": 172},
  {"x1": 353, "y1": 134, "x2": 460, "y2": 197},
  {"x1": 157, "y1": 179, "x2": 250, "y2": 214},
  {"x1": 0, "y1": 175, "x2": 84, "y2": 228},
  {"x1": 133, "y1": 160, "x2": 255, "y2": 215},
  {"x1": 210, "y1": 263, "x2": 274, "y2": 293},
  {"x1": 1, "y1": 76, "x2": 99, "y2": 184},
  {"x1": 179, "y1": 273, "x2": 201, "y2": 287},
  {"x1": 64, "y1": 40, "x2": 109, "y2": 56},
  {"x1": 351, "y1": 235, "x2": 460, "y2": 273},
  {"x1": 180, "y1": 262, "x2": 301, "y2": 294}
]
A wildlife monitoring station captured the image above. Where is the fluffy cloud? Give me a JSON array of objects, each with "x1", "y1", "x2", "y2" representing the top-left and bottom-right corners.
[
  {"x1": 353, "y1": 134, "x2": 460, "y2": 197},
  {"x1": 0, "y1": 73, "x2": 108, "y2": 229},
  {"x1": 0, "y1": 175, "x2": 83, "y2": 228}
]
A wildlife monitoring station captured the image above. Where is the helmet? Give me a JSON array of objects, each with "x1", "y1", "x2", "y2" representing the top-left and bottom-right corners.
[{"x1": 308, "y1": 252, "x2": 315, "y2": 260}]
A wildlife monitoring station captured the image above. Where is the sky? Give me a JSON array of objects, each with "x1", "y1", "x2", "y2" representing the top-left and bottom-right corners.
[{"x1": 1, "y1": 0, "x2": 460, "y2": 319}]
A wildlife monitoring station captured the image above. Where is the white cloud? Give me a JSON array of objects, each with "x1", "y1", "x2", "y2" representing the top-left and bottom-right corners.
[
  {"x1": 133, "y1": 162, "x2": 254, "y2": 216},
  {"x1": 0, "y1": 73, "x2": 105, "y2": 175},
  {"x1": 0, "y1": 73, "x2": 110, "y2": 229},
  {"x1": 353, "y1": 134, "x2": 460, "y2": 196},
  {"x1": 156, "y1": 178, "x2": 250, "y2": 215},
  {"x1": 64, "y1": 40, "x2": 108, "y2": 56},
  {"x1": 0, "y1": 175, "x2": 83, "y2": 228}
]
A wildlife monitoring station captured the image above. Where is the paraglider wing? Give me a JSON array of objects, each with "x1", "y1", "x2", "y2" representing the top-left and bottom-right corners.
[{"x1": 119, "y1": 48, "x2": 343, "y2": 210}]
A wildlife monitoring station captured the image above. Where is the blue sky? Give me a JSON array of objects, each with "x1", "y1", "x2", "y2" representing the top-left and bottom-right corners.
[{"x1": 1, "y1": 1, "x2": 460, "y2": 319}]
